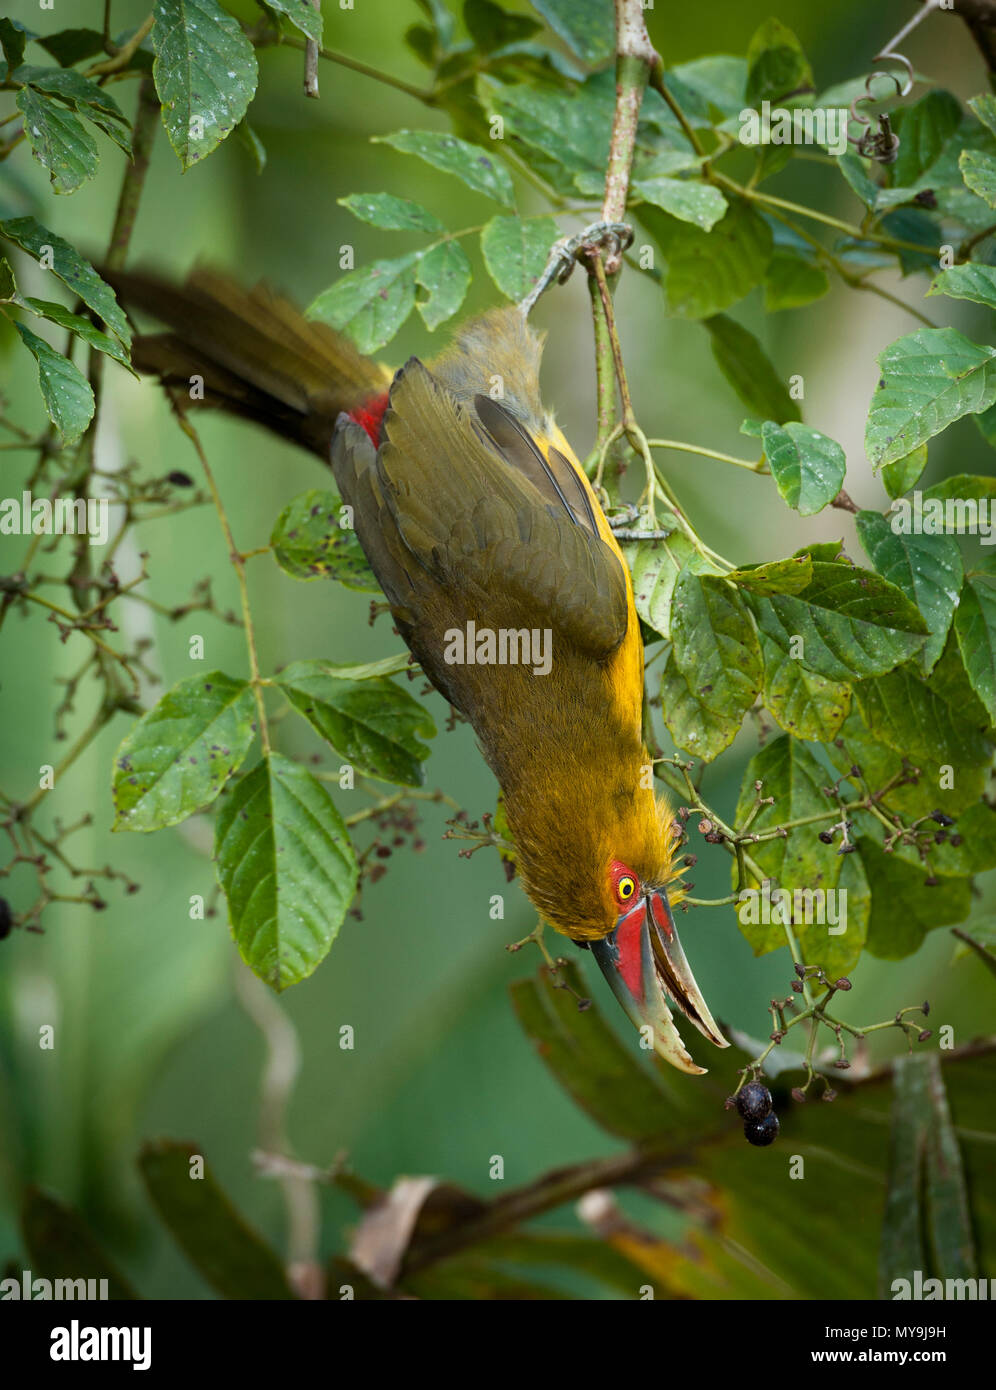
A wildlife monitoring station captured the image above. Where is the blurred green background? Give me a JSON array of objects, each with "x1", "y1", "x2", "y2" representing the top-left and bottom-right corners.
[{"x1": 1, "y1": 0, "x2": 994, "y2": 1297}]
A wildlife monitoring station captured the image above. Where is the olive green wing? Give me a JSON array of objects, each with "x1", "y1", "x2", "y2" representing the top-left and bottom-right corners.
[{"x1": 331, "y1": 358, "x2": 628, "y2": 704}]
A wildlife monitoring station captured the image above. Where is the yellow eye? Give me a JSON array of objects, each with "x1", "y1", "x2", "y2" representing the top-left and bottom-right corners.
[{"x1": 618, "y1": 876, "x2": 636, "y2": 901}]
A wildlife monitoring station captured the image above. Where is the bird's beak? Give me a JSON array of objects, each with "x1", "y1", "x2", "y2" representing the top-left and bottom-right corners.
[{"x1": 589, "y1": 889, "x2": 728, "y2": 1075}]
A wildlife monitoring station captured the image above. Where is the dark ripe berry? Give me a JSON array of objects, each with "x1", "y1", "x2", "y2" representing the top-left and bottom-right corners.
[
  {"x1": 949, "y1": 834, "x2": 962, "y2": 847},
  {"x1": 818, "y1": 830, "x2": 834, "y2": 844},
  {"x1": 745, "y1": 1113, "x2": 779, "y2": 1147},
  {"x1": 834, "y1": 977, "x2": 852, "y2": 991},
  {"x1": 924, "y1": 875, "x2": 939, "y2": 887},
  {"x1": 918, "y1": 1029, "x2": 932, "y2": 1042},
  {"x1": 166, "y1": 469, "x2": 194, "y2": 487},
  {"x1": 930, "y1": 810, "x2": 955, "y2": 826},
  {"x1": 735, "y1": 1079, "x2": 772, "y2": 1121},
  {"x1": 0, "y1": 897, "x2": 11, "y2": 940},
  {"x1": 922, "y1": 1000, "x2": 930, "y2": 1017},
  {"x1": 791, "y1": 979, "x2": 803, "y2": 992}
]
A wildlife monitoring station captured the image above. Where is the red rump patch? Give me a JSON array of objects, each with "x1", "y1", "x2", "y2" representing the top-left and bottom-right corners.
[{"x1": 348, "y1": 392, "x2": 390, "y2": 446}]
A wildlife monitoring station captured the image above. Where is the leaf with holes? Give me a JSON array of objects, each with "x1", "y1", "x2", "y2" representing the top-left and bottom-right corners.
[
  {"x1": 112, "y1": 672, "x2": 257, "y2": 831},
  {"x1": 152, "y1": 0, "x2": 258, "y2": 170},
  {"x1": 306, "y1": 254, "x2": 417, "y2": 354},
  {"x1": 416, "y1": 240, "x2": 472, "y2": 329}
]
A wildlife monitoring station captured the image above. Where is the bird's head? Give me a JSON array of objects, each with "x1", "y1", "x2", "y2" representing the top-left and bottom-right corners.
[
  {"x1": 511, "y1": 779, "x2": 728, "y2": 1076},
  {"x1": 586, "y1": 852, "x2": 728, "y2": 1075}
]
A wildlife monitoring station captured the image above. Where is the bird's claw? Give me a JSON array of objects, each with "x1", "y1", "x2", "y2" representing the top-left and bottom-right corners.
[{"x1": 519, "y1": 220, "x2": 635, "y2": 316}]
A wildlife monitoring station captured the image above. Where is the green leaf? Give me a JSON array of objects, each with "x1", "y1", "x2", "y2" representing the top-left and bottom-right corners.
[
  {"x1": 527, "y1": 0, "x2": 615, "y2": 65},
  {"x1": 928, "y1": 261, "x2": 996, "y2": 310},
  {"x1": 880, "y1": 444, "x2": 928, "y2": 500},
  {"x1": 922, "y1": 472, "x2": 996, "y2": 503},
  {"x1": 639, "y1": 197, "x2": 773, "y2": 320},
  {"x1": 306, "y1": 254, "x2": 417, "y2": 355},
  {"x1": 322, "y1": 653, "x2": 413, "y2": 681},
  {"x1": 376, "y1": 129, "x2": 514, "y2": 206},
  {"x1": 825, "y1": 703, "x2": 984, "y2": 821},
  {"x1": 761, "y1": 421, "x2": 845, "y2": 515},
  {"x1": 214, "y1": 753, "x2": 358, "y2": 991},
  {"x1": 481, "y1": 75, "x2": 610, "y2": 193},
  {"x1": 416, "y1": 239, "x2": 472, "y2": 329},
  {"x1": 465, "y1": 0, "x2": 541, "y2": 52},
  {"x1": 139, "y1": 1139, "x2": 297, "y2": 1298},
  {"x1": 733, "y1": 736, "x2": 860, "y2": 978},
  {"x1": 862, "y1": 838, "x2": 971, "y2": 959},
  {"x1": 37, "y1": 28, "x2": 107, "y2": 68},
  {"x1": 664, "y1": 564, "x2": 761, "y2": 760},
  {"x1": 21, "y1": 1188, "x2": 138, "y2": 1301},
  {"x1": 509, "y1": 961, "x2": 709, "y2": 1143},
  {"x1": 0, "y1": 17, "x2": 27, "y2": 70},
  {"x1": 620, "y1": 534, "x2": 693, "y2": 640},
  {"x1": 866, "y1": 327, "x2": 996, "y2": 469},
  {"x1": 23, "y1": 297, "x2": 134, "y2": 373},
  {"x1": 112, "y1": 672, "x2": 257, "y2": 832},
  {"x1": 753, "y1": 561, "x2": 927, "y2": 683},
  {"x1": 13, "y1": 321, "x2": 94, "y2": 445},
  {"x1": 952, "y1": 917, "x2": 996, "y2": 978},
  {"x1": 152, "y1": 0, "x2": 258, "y2": 170},
  {"x1": 277, "y1": 659, "x2": 435, "y2": 786},
  {"x1": 480, "y1": 215, "x2": 557, "y2": 301},
  {"x1": 270, "y1": 488, "x2": 380, "y2": 590},
  {"x1": 17, "y1": 87, "x2": 98, "y2": 195},
  {"x1": 961, "y1": 148, "x2": 996, "y2": 209},
  {"x1": 706, "y1": 316, "x2": 800, "y2": 424},
  {"x1": 659, "y1": 646, "x2": 746, "y2": 761},
  {"x1": 745, "y1": 17, "x2": 813, "y2": 108},
  {"x1": 727, "y1": 556, "x2": 812, "y2": 596},
  {"x1": 0, "y1": 255, "x2": 14, "y2": 300},
  {"x1": 0, "y1": 216, "x2": 130, "y2": 347},
  {"x1": 855, "y1": 511, "x2": 962, "y2": 672},
  {"x1": 339, "y1": 192, "x2": 443, "y2": 232},
  {"x1": 853, "y1": 666, "x2": 991, "y2": 770},
  {"x1": 890, "y1": 90, "x2": 963, "y2": 188},
  {"x1": 881, "y1": 1055, "x2": 976, "y2": 1296},
  {"x1": 262, "y1": 0, "x2": 323, "y2": 43},
  {"x1": 759, "y1": 621, "x2": 851, "y2": 742},
  {"x1": 634, "y1": 177, "x2": 727, "y2": 231},
  {"x1": 763, "y1": 249, "x2": 829, "y2": 312},
  {"x1": 235, "y1": 119, "x2": 265, "y2": 172},
  {"x1": 954, "y1": 575, "x2": 996, "y2": 721}
]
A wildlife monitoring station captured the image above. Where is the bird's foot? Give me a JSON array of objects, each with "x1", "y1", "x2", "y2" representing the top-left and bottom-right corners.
[
  {"x1": 519, "y1": 220, "x2": 634, "y2": 316},
  {"x1": 608, "y1": 502, "x2": 674, "y2": 542}
]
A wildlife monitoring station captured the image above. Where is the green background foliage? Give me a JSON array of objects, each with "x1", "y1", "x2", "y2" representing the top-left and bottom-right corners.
[{"x1": 1, "y1": 0, "x2": 995, "y2": 1299}]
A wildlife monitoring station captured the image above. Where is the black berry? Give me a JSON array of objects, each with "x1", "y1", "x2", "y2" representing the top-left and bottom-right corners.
[
  {"x1": 0, "y1": 898, "x2": 11, "y2": 940},
  {"x1": 735, "y1": 1079, "x2": 772, "y2": 1122},
  {"x1": 745, "y1": 1113, "x2": 779, "y2": 1146}
]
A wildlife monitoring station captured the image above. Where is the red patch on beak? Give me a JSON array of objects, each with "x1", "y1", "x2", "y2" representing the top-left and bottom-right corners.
[
  {"x1": 348, "y1": 391, "x2": 390, "y2": 446},
  {"x1": 615, "y1": 901, "x2": 648, "y2": 1001},
  {"x1": 650, "y1": 891, "x2": 674, "y2": 942}
]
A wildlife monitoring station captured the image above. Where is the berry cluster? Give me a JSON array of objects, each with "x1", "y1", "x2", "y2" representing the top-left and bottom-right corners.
[{"x1": 732, "y1": 1080, "x2": 779, "y2": 1147}]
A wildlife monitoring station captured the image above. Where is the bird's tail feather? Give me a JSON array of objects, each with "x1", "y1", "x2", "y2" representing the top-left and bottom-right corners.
[{"x1": 104, "y1": 267, "x2": 392, "y2": 459}]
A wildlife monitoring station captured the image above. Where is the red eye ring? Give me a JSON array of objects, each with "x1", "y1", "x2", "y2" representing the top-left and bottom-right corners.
[{"x1": 609, "y1": 860, "x2": 640, "y2": 907}]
